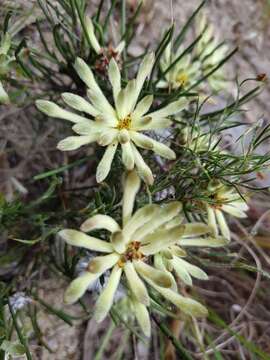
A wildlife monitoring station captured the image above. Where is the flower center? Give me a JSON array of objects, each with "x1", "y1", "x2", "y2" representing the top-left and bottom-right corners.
[
  {"x1": 117, "y1": 241, "x2": 144, "y2": 267},
  {"x1": 210, "y1": 193, "x2": 228, "y2": 209},
  {"x1": 117, "y1": 115, "x2": 132, "y2": 130},
  {"x1": 176, "y1": 72, "x2": 188, "y2": 86}
]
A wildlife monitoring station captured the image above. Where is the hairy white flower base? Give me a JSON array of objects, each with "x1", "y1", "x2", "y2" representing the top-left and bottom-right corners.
[
  {"x1": 206, "y1": 185, "x2": 249, "y2": 240},
  {"x1": 36, "y1": 52, "x2": 188, "y2": 184},
  {"x1": 59, "y1": 171, "x2": 228, "y2": 337}
]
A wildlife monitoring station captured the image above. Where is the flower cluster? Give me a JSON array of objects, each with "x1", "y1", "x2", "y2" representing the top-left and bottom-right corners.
[
  {"x1": 59, "y1": 171, "x2": 227, "y2": 336},
  {"x1": 34, "y1": 11, "x2": 249, "y2": 337}
]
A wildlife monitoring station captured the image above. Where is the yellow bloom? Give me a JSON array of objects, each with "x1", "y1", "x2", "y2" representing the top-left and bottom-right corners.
[
  {"x1": 36, "y1": 53, "x2": 188, "y2": 184},
  {"x1": 206, "y1": 181, "x2": 249, "y2": 240},
  {"x1": 157, "y1": 42, "x2": 200, "y2": 90},
  {"x1": 59, "y1": 171, "x2": 219, "y2": 337}
]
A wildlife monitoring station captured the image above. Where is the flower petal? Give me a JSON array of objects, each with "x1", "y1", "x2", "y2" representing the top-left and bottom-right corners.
[
  {"x1": 124, "y1": 261, "x2": 150, "y2": 306},
  {"x1": 135, "y1": 52, "x2": 155, "y2": 100},
  {"x1": 111, "y1": 231, "x2": 126, "y2": 253},
  {"x1": 221, "y1": 204, "x2": 247, "y2": 218},
  {"x1": 140, "y1": 225, "x2": 185, "y2": 255},
  {"x1": 36, "y1": 100, "x2": 88, "y2": 123},
  {"x1": 61, "y1": 93, "x2": 99, "y2": 117},
  {"x1": 108, "y1": 58, "x2": 121, "y2": 103},
  {"x1": 147, "y1": 98, "x2": 188, "y2": 119},
  {"x1": 132, "y1": 95, "x2": 153, "y2": 120},
  {"x1": 64, "y1": 272, "x2": 100, "y2": 304},
  {"x1": 118, "y1": 129, "x2": 130, "y2": 144},
  {"x1": 173, "y1": 257, "x2": 208, "y2": 281},
  {"x1": 179, "y1": 236, "x2": 229, "y2": 247},
  {"x1": 88, "y1": 253, "x2": 120, "y2": 273},
  {"x1": 169, "y1": 245, "x2": 187, "y2": 257},
  {"x1": 98, "y1": 129, "x2": 118, "y2": 146},
  {"x1": 131, "y1": 143, "x2": 154, "y2": 185},
  {"x1": 134, "y1": 260, "x2": 172, "y2": 288},
  {"x1": 207, "y1": 205, "x2": 218, "y2": 237},
  {"x1": 154, "y1": 254, "x2": 177, "y2": 292},
  {"x1": 134, "y1": 117, "x2": 172, "y2": 131},
  {"x1": 132, "y1": 299, "x2": 151, "y2": 337},
  {"x1": 116, "y1": 80, "x2": 137, "y2": 118},
  {"x1": 171, "y1": 257, "x2": 208, "y2": 285},
  {"x1": 96, "y1": 142, "x2": 118, "y2": 183},
  {"x1": 85, "y1": 15, "x2": 101, "y2": 54},
  {"x1": 182, "y1": 223, "x2": 211, "y2": 237},
  {"x1": 122, "y1": 142, "x2": 135, "y2": 170},
  {"x1": 123, "y1": 204, "x2": 159, "y2": 240},
  {"x1": 72, "y1": 120, "x2": 105, "y2": 135},
  {"x1": 122, "y1": 170, "x2": 141, "y2": 226},
  {"x1": 94, "y1": 266, "x2": 122, "y2": 322},
  {"x1": 57, "y1": 135, "x2": 97, "y2": 151},
  {"x1": 87, "y1": 89, "x2": 117, "y2": 124},
  {"x1": 74, "y1": 58, "x2": 116, "y2": 120},
  {"x1": 229, "y1": 200, "x2": 249, "y2": 212},
  {"x1": 80, "y1": 214, "x2": 120, "y2": 233},
  {"x1": 58, "y1": 229, "x2": 113, "y2": 252},
  {"x1": 129, "y1": 131, "x2": 154, "y2": 150},
  {"x1": 171, "y1": 257, "x2": 193, "y2": 286},
  {"x1": 163, "y1": 215, "x2": 184, "y2": 230},
  {"x1": 150, "y1": 138, "x2": 176, "y2": 160},
  {"x1": 215, "y1": 209, "x2": 230, "y2": 240},
  {"x1": 152, "y1": 286, "x2": 208, "y2": 317},
  {"x1": 115, "y1": 40, "x2": 125, "y2": 54},
  {"x1": 156, "y1": 80, "x2": 169, "y2": 89},
  {"x1": 133, "y1": 202, "x2": 182, "y2": 240}
]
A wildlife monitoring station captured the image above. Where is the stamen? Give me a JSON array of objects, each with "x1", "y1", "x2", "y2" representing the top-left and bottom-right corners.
[
  {"x1": 117, "y1": 241, "x2": 144, "y2": 267},
  {"x1": 117, "y1": 115, "x2": 132, "y2": 130},
  {"x1": 176, "y1": 72, "x2": 188, "y2": 86}
]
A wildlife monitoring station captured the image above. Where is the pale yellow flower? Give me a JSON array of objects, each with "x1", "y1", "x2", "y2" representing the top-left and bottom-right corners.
[
  {"x1": 59, "y1": 171, "x2": 214, "y2": 337},
  {"x1": 36, "y1": 53, "x2": 188, "y2": 184},
  {"x1": 206, "y1": 182, "x2": 248, "y2": 240},
  {"x1": 157, "y1": 42, "x2": 200, "y2": 90}
]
